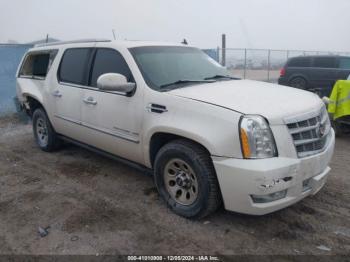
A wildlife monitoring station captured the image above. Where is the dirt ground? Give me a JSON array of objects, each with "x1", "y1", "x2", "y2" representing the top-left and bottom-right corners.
[{"x1": 0, "y1": 115, "x2": 349, "y2": 256}]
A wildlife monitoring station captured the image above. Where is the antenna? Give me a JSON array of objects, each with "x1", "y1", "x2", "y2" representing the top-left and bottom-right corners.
[{"x1": 112, "y1": 29, "x2": 116, "y2": 40}]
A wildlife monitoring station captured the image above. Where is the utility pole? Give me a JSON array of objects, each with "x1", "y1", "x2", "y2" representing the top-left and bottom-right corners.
[
  {"x1": 112, "y1": 29, "x2": 116, "y2": 40},
  {"x1": 46, "y1": 34, "x2": 49, "y2": 43},
  {"x1": 221, "y1": 34, "x2": 226, "y2": 66}
]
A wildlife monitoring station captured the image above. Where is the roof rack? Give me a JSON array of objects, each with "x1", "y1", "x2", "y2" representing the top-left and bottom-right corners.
[{"x1": 35, "y1": 39, "x2": 111, "y2": 47}]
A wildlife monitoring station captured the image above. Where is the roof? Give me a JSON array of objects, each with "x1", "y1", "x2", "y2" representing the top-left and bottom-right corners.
[
  {"x1": 289, "y1": 55, "x2": 350, "y2": 59},
  {"x1": 33, "y1": 39, "x2": 189, "y2": 49}
]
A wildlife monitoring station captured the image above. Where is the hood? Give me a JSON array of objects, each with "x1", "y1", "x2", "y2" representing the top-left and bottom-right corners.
[{"x1": 169, "y1": 80, "x2": 323, "y2": 125}]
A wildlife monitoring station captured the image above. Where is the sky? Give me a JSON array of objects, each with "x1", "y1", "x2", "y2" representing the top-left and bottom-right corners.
[{"x1": 1, "y1": 0, "x2": 349, "y2": 52}]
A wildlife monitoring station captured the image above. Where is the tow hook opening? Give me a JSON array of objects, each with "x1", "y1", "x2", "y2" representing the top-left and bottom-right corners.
[{"x1": 303, "y1": 178, "x2": 312, "y2": 192}]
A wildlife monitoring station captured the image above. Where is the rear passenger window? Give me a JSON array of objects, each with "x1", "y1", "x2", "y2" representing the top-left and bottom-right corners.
[
  {"x1": 90, "y1": 49, "x2": 133, "y2": 87},
  {"x1": 313, "y1": 57, "x2": 337, "y2": 68},
  {"x1": 59, "y1": 48, "x2": 92, "y2": 85},
  {"x1": 288, "y1": 57, "x2": 311, "y2": 67},
  {"x1": 19, "y1": 51, "x2": 57, "y2": 79},
  {"x1": 339, "y1": 58, "x2": 350, "y2": 69}
]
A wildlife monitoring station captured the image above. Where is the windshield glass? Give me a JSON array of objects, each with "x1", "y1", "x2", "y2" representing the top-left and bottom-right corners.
[{"x1": 129, "y1": 46, "x2": 234, "y2": 91}]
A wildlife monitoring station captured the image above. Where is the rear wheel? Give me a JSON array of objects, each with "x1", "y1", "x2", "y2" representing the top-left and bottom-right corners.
[
  {"x1": 154, "y1": 139, "x2": 222, "y2": 219},
  {"x1": 32, "y1": 108, "x2": 62, "y2": 152},
  {"x1": 289, "y1": 77, "x2": 307, "y2": 89}
]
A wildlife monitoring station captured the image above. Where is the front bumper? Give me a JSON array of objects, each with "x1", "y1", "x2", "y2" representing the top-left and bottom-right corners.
[{"x1": 212, "y1": 129, "x2": 335, "y2": 215}]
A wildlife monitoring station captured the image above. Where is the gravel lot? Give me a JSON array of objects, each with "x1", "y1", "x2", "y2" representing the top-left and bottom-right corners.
[{"x1": 0, "y1": 115, "x2": 349, "y2": 256}]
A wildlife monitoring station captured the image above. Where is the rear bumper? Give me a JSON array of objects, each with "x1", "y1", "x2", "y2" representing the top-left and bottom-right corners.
[
  {"x1": 212, "y1": 130, "x2": 335, "y2": 215},
  {"x1": 278, "y1": 77, "x2": 288, "y2": 85}
]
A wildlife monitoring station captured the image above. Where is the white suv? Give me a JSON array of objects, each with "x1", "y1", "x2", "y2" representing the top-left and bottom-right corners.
[{"x1": 16, "y1": 39, "x2": 335, "y2": 218}]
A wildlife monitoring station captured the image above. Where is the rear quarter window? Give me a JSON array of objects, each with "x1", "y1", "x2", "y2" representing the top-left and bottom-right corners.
[
  {"x1": 19, "y1": 50, "x2": 57, "y2": 79},
  {"x1": 287, "y1": 57, "x2": 312, "y2": 67}
]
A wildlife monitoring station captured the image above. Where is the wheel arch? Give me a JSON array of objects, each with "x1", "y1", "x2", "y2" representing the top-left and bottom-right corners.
[
  {"x1": 147, "y1": 131, "x2": 213, "y2": 168},
  {"x1": 288, "y1": 74, "x2": 309, "y2": 86},
  {"x1": 22, "y1": 94, "x2": 46, "y2": 117}
]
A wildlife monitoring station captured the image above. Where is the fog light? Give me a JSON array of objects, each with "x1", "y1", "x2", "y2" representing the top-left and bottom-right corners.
[
  {"x1": 251, "y1": 190, "x2": 287, "y2": 203},
  {"x1": 303, "y1": 178, "x2": 312, "y2": 192}
]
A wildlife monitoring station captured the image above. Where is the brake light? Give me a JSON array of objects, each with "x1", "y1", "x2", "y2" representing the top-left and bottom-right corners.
[{"x1": 280, "y1": 68, "x2": 286, "y2": 77}]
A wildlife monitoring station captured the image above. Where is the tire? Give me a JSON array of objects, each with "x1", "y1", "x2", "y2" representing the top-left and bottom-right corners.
[
  {"x1": 154, "y1": 139, "x2": 222, "y2": 219},
  {"x1": 32, "y1": 108, "x2": 62, "y2": 152},
  {"x1": 332, "y1": 120, "x2": 348, "y2": 137},
  {"x1": 289, "y1": 77, "x2": 307, "y2": 89}
]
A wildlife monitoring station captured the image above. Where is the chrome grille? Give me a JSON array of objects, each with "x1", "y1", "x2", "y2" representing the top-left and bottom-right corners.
[{"x1": 286, "y1": 108, "x2": 331, "y2": 158}]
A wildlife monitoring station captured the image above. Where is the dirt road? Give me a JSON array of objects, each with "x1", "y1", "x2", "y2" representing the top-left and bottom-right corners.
[{"x1": 0, "y1": 115, "x2": 349, "y2": 256}]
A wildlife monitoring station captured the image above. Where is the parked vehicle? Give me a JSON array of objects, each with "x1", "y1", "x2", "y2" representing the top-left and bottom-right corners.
[
  {"x1": 278, "y1": 55, "x2": 350, "y2": 97},
  {"x1": 16, "y1": 39, "x2": 335, "y2": 218}
]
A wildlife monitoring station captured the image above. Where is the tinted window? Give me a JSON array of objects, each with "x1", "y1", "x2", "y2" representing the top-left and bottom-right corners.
[
  {"x1": 59, "y1": 48, "x2": 92, "y2": 85},
  {"x1": 339, "y1": 58, "x2": 350, "y2": 69},
  {"x1": 19, "y1": 51, "x2": 57, "y2": 78},
  {"x1": 313, "y1": 57, "x2": 337, "y2": 68},
  {"x1": 129, "y1": 46, "x2": 231, "y2": 91},
  {"x1": 288, "y1": 57, "x2": 312, "y2": 67},
  {"x1": 90, "y1": 49, "x2": 132, "y2": 87}
]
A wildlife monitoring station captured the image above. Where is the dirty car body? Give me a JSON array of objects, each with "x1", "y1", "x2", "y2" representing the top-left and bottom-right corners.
[{"x1": 16, "y1": 40, "x2": 335, "y2": 217}]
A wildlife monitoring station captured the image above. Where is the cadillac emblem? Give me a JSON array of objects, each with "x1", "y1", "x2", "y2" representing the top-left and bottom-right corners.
[{"x1": 318, "y1": 121, "x2": 326, "y2": 138}]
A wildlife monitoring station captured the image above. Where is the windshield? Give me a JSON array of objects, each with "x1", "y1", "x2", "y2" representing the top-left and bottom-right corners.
[{"x1": 129, "y1": 46, "x2": 235, "y2": 91}]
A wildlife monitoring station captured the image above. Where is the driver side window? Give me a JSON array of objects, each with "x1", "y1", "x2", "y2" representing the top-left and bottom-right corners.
[{"x1": 89, "y1": 48, "x2": 133, "y2": 88}]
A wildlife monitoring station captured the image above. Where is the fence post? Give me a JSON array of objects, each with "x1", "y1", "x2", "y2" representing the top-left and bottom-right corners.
[
  {"x1": 244, "y1": 49, "x2": 247, "y2": 79},
  {"x1": 221, "y1": 34, "x2": 226, "y2": 66},
  {"x1": 267, "y1": 49, "x2": 271, "y2": 82},
  {"x1": 216, "y1": 46, "x2": 220, "y2": 63}
]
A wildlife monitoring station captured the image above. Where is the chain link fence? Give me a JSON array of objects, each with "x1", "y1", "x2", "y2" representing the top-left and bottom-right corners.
[{"x1": 218, "y1": 48, "x2": 350, "y2": 83}]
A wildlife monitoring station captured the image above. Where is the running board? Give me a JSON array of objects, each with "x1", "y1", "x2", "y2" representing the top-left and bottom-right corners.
[{"x1": 57, "y1": 135, "x2": 153, "y2": 176}]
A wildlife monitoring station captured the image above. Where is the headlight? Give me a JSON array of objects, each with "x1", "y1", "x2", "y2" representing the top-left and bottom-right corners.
[
  {"x1": 239, "y1": 115, "x2": 277, "y2": 159},
  {"x1": 320, "y1": 106, "x2": 331, "y2": 136}
]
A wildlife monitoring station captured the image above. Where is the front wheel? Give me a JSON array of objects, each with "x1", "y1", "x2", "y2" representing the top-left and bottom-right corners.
[
  {"x1": 154, "y1": 140, "x2": 222, "y2": 219},
  {"x1": 32, "y1": 108, "x2": 62, "y2": 152}
]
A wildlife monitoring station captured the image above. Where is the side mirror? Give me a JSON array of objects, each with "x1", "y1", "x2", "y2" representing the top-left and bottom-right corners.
[{"x1": 97, "y1": 73, "x2": 136, "y2": 95}]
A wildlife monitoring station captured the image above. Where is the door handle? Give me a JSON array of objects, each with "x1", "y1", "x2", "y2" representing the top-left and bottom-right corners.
[
  {"x1": 52, "y1": 90, "x2": 62, "y2": 98},
  {"x1": 83, "y1": 97, "x2": 97, "y2": 105}
]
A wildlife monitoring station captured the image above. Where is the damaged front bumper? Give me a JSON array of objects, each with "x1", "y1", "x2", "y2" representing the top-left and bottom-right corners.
[{"x1": 212, "y1": 130, "x2": 335, "y2": 215}]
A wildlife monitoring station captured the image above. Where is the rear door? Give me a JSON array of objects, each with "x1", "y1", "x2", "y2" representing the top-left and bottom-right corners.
[
  {"x1": 53, "y1": 47, "x2": 94, "y2": 140},
  {"x1": 337, "y1": 57, "x2": 350, "y2": 80}
]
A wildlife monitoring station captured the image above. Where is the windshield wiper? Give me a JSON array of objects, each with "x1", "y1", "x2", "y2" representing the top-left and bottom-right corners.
[
  {"x1": 159, "y1": 79, "x2": 214, "y2": 89},
  {"x1": 204, "y1": 75, "x2": 240, "y2": 80}
]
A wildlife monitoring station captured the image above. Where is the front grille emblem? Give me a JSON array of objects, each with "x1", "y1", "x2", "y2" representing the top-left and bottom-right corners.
[{"x1": 318, "y1": 122, "x2": 326, "y2": 138}]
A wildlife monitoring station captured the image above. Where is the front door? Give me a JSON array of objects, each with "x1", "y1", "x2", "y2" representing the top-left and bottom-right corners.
[{"x1": 80, "y1": 48, "x2": 144, "y2": 163}]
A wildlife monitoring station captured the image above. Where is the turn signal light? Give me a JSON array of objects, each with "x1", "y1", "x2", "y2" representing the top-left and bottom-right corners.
[{"x1": 240, "y1": 128, "x2": 251, "y2": 158}]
